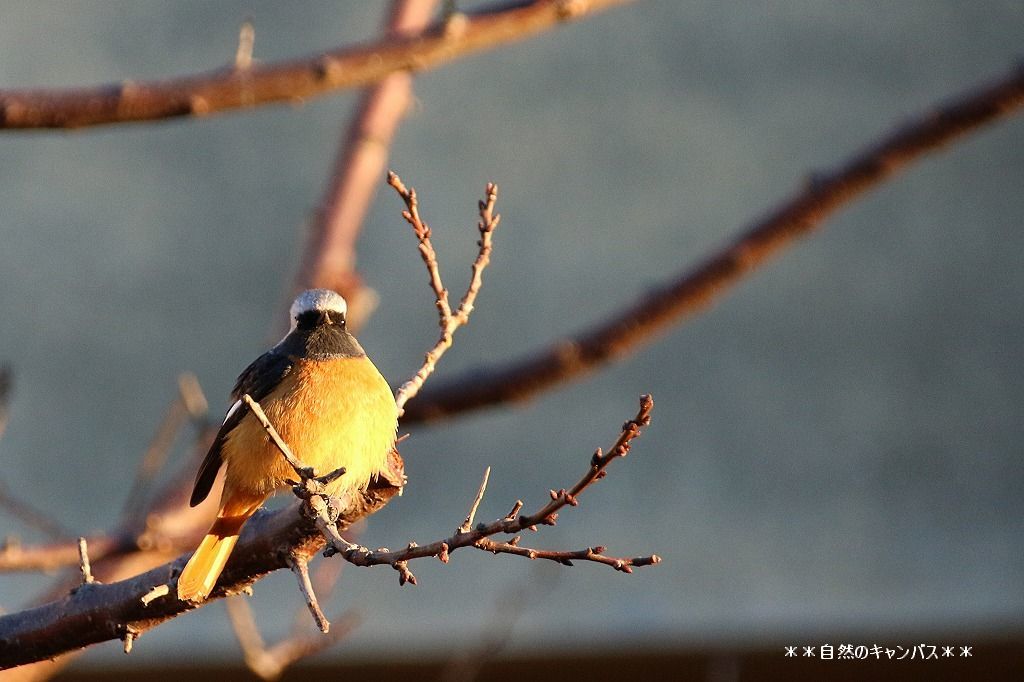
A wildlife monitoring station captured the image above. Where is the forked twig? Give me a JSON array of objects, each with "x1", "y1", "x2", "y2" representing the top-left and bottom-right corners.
[
  {"x1": 389, "y1": 172, "x2": 501, "y2": 415},
  {"x1": 249, "y1": 392, "x2": 658, "y2": 589}
]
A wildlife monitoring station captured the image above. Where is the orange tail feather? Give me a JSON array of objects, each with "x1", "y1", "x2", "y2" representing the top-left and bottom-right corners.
[{"x1": 177, "y1": 510, "x2": 253, "y2": 602}]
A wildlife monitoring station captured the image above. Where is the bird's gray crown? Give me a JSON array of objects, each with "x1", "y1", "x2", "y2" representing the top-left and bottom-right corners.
[{"x1": 290, "y1": 289, "x2": 347, "y2": 322}]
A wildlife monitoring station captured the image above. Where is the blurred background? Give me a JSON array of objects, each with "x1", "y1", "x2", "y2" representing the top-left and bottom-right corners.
[{"x1": 0, "y1": 0, "x2": 1022, "y2": 678}]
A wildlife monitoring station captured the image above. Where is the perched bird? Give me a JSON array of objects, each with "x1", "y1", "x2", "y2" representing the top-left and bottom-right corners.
[{"x1": 177, "y1": 289, "x2": 397, "y2": 602}]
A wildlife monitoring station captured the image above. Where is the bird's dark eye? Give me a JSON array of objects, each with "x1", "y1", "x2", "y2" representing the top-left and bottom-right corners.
[
  {"x1": 295, "y1": 310, "x2": 321, "y2": 329},
  {"x1": 295, "y1": 309, "x2": 346, "y2": 330}
]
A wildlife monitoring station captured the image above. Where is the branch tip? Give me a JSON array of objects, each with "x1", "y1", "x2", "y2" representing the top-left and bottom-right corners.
[
  {"x1": 234, "y1": 19, "x2": 255, "y2": 70},
  {"x1": 77, "y1": 537, "x2": 95, "y2": 585},
  {"x1": 122, "y1": 628, "x2": 137, "y2": 654},
  {"x1": 140, "y1": 584, "x2": 169, "y2": 606},
  {"x1": 288, "y1": 554, "x2": 330, "y2": 633}
]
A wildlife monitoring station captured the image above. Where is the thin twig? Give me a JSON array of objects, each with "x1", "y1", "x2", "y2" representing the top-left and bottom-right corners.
[
  {"x1": 400, "y1": 63, "x2": 1024, "y2": 423},
  {"x1": 288, "y1": 524, "x2": 357, "y2": 635},
  {"x1": 390, "y1": 172, "x2": 501, "y2": 414},
  {"x1": 459, "y1": 467, "x2": 491, "y2": 534},
  {"x1": 475, "y1": 538, "x2": 659, "y2": 573},
  {"x1": 121, "y1": 627, "x2": 137, "y2": 654},
  {"x1": 0, "y1": 0, "x2": 631, "y2": 129},
  {"x1": 240, "y1": 395, "x2": 306, "y2": 477},
  {"x1": 76, "y1": 538, "x2": 94, "y2": 585},
  {"x1": 235, "y1": 20, "x2": 255, "y2": 70},
  {"x1": 287, "y1": 554, "x2": 330, "y2": 633}
]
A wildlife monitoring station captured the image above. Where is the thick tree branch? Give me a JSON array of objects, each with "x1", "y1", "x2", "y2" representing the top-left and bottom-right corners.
[
  {"x1": 0, "y1": 457, "x2": 404, "y2": 670},
  {"x1": 0, "y1": 0, "x2": 630, "y2": 130},
  {"x1": 400, "y1": 64, "x2": 1024, "y2": 423}
]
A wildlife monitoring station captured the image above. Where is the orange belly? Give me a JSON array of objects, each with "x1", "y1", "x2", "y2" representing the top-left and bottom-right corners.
[{"x1": 219, "y1": 355, "x2": 397, "y2": 512}]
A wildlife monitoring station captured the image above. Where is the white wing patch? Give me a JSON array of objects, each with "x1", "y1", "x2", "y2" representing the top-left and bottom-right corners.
[{"x1": 223, "y1": 399, "x2": 243, "y2": 424}]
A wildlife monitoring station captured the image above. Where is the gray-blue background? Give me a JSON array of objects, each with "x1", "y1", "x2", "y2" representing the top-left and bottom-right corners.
[{"x1": 0, "y1": 0, "x2": 1021, "y2": 668}]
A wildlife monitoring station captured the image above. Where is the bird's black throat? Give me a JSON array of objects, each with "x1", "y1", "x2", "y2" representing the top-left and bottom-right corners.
[{"x1": 281, "y1": 312, "x2": 364, "y2": 360}]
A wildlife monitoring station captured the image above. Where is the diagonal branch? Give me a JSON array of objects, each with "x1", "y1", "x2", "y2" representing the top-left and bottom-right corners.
[
  {"x1": 121, "y1": 373, "x2": 209, "y2": 517},
  {"x1": 399, "y1": 64, "x2": 1024, "y2": 423},
  {"x1": 0, "y1": 0, "x2": 631, "y2": 130}
]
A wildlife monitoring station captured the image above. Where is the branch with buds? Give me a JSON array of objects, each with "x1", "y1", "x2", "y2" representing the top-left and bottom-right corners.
[
  {"x1": 390, "y1": 171, "x2": 501, "y2": 415},
  {"x1": 317, "y1": 395, "x2": 660, "y2": 581},
  {"x1": 245, "y1": 391, "x2": 658, "y2": 630}
]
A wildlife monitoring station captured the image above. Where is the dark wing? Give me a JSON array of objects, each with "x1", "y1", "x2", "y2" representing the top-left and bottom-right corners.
[{"x1": 189, "y1": 350, "x2": 295, "y2": 507}]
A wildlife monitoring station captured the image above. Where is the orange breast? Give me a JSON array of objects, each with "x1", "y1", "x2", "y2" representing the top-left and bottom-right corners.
[{"x1": 219, "y1": 356, "x2": 397, "y2": 509}]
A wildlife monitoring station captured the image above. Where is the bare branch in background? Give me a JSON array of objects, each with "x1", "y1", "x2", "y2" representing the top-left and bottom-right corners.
[
  {"x1": 121, "y1": 372, "x2": 209, "y2": 517},
  {"x1": 389, "y1": 172, "x2": 501, "y2": 415},
  {"x1": 440, "y1": 567, "x2": 555, "y2": 682},
  {"x1": 0, "y1": 366, "x2": 10, "y2": 439},
  {"x1": 400, "y1": 64, "x2": 1024, "y2": 423},
  {"x1": 225, "y1": 593, "x2": 361, "y2": 681},
  {"x1": 227, "y1": 527, "x2": 363, "y2": 680},
  {"x1": 0, "y1": 485, "x2": 74, "y2": 544},
  {"x1": 0, "y1": 0, "x2": 631, "y2": 130},
  {"x1": 0, "y1": 369, "x2": 73, "y2": 541},
  {"x1": 294, "y1": 0, "x2": 442, "y2": 332},
  {"x1": 0, "y1": 374, "x2": 209, "y2": 575}
]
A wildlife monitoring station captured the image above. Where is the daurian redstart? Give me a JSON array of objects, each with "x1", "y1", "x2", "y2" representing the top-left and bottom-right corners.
[{"x1": 177, "y1": 289, "x2": 397, "y2": 602}]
